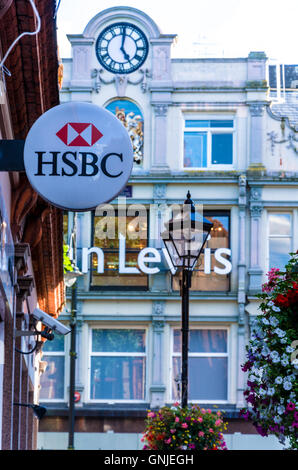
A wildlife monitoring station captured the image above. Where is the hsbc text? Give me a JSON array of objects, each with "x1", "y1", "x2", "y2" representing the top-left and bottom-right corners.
[{"x1": 34, "y1": 151, "x2": 124, "y2": 178}]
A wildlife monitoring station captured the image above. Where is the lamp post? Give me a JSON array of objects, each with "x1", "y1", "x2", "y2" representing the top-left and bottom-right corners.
[
  {"x1": 64, "y1": 269, "x2": 83, "y2": 450},
  {"x1": 64, "y1": 209, "x2": 83, "y2": 450},
  {"x1": 161, "y1": 192, "x2": 213, "y2": 408}
]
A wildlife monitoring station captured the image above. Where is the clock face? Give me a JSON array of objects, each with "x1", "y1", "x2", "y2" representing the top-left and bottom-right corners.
[{"x1": 95, "y1": 22, "x2": 149, "y2": 74}]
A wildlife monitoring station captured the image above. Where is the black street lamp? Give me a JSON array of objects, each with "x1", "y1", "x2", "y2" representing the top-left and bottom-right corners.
[{"x1": 161, "y1": 191, "x2": 213, "y2": 408}]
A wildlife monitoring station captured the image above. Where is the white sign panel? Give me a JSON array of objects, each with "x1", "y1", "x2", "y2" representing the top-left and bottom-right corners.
[{"x1": 24, "y1": 102, "x2": 134, "y2": 210}]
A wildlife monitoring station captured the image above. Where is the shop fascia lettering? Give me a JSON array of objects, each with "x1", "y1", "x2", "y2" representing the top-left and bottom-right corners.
[{"x1": 81, "y1": 235, "x2": 232, "y2": 276}]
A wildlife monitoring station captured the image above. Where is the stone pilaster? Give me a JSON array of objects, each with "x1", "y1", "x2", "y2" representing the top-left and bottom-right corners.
[
  {"x1": 248, "y1": 186, "x2": 263, "y2": 292},
  {"x1": 248, "y1": 102, "x2": 266, "y2": 168},
  {"x1": 150, "y1": 301, "x2": 166, "y2": 408},
  {"x1": 151, "y1": 104, "x2": 170, "y2": 173},
  {"x1": 236, "y1": 175, "x2": 248, "y2": 407}
]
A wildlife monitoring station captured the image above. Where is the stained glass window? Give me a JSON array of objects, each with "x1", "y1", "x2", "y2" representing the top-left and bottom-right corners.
[{"x1": 106, "y1": 99, "x2": 144, "y2": 165}]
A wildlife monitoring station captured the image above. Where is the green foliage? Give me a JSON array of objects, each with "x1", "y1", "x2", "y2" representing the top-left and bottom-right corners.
[{"x1": 63, "y1": 244, "x2": 73, "y2": 274}]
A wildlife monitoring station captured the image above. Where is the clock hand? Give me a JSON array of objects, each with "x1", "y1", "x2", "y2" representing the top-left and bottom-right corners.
[{"x1": 120, "y1": 27, "x2": 130, "y2": 61}]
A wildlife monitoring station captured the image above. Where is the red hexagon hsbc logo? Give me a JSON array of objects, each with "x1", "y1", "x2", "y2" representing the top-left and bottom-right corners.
[{"x1": 56, "y1": 122, "x2": 103, "y2": 146}]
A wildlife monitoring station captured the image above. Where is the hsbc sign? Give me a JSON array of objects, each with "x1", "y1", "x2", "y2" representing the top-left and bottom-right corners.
[
  {"x1": 56, "y1": 122, "x2": 103, "y2": 147},
  {"x1": 24, "y1": 102, "x2": 133, "y2": 210}
]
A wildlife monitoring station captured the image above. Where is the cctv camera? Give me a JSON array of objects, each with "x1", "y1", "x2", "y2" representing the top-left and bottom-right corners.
[{"x1": 32, "y1": 308, "x2": 71, "y2": 336}]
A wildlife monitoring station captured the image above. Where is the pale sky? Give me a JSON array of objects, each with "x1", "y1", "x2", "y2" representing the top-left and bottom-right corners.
[{"x1": 56, "y1": 0, "x2": 298, "y2": 63}]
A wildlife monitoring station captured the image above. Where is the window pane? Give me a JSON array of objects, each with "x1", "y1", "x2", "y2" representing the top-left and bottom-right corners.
[
  {"x1": 190, "y1": 330, "x2": 227, "y2": 353},
  {"x1": 92, "y1": 329, "x2": 146, "y2": 353},
  {"x1": 40, "y1": 356, "x2": 65, "y2": 400},
  {"x1": 184, "y1": 132, "x2": 207, "y2": 168},
  {"x1": 94, "y1": 215, "x2": 147, "y2": 249},
  {"x1": 173, "y1": 330, "x2": 227, "y2": 353},
  {"x1": 172, "y1": 212, "x2": 230, "y2": 292},
  {"x1": 207, "y1": 215, "x2": 229, "y2": 249},
  {"x1": 269, "y1": 238, "x2": 291, "y2": 270},
  {"x1": 185, "y1": 120, "x2": 233, "y2": 128},
  {"x1": 185, "y1": 120, "x2": 211, "y2": 128},
  {"x1": 92, "y1": 212, "x2": 148, "y2": 289},
  {"x1": 42, "y1": 333, "x2": 64, "y2": 352},
  {"x1": 172, "y1": 357, "x2": 228, "y2": 401},
  {"x1": 90, "y1": 356, "x2": 145, "y2": 399},
  {"x1": 211, "y1": 134, "x2": 233, "y2": 164},
  {"x1": 269, "y1": 213, "x2": 291, "y2": 235},
  {"x1": 210, "y1": 120, "x2": 233, "y2": 128}
]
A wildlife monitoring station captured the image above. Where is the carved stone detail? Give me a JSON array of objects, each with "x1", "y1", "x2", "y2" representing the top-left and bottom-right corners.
[
  {"x1": 249, "y1": 103, "x2": 265, "y2": 117},
  {"x1": 152, "y1": 47, "x2": 170, "y2": 80},
  {"x1": 153, "y1": 184, "x2": 167, "y2": 200},
  {"x1": 152, "y1": 300, "x2": 165, "y2": 316},
  {"x1": 153, "y1": 103, "x2": 168, "y2": 117},
  {"x1": 91, "y1": 68, "x2": 151, "y2": 95}
]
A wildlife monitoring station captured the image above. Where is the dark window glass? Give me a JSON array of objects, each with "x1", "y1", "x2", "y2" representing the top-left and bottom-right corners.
[
  {"x1": 40, "y1": 334, "x2": 65, "y2": 401},
  {"x1": 172, "y1": 212, "x2": 230, "y2": 291},
  {"x1": 92, "y1": 329, "x2": 146, "y2": 353},
  {"x1": 90, "y1": 329, "x2": 146, "y2": 400},
  {"x1": 91, "y1": 211, "x2": 148, "y2": 290},
  {"x1": 172, "y1": 329, "x2": 228, "y2": 401},
  {"x1": 173, "y1": 329, "x2": 227, "y2": 353},
  {"x1": 172, "y1": 357, "x2": 228, "y2": 401},
  {"x1": 211, "y1": 134, "x2": 233, "y2": 164}
]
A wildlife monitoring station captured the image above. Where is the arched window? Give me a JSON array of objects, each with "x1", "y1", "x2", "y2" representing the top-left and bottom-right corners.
[{"x1": 106, "y1": 99, "x2": 144, "y2": 165}]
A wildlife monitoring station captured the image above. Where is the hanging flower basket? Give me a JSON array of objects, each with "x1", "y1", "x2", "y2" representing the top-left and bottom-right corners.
[
  {"x1": 241, "y1": 252, "x2": 298, "y2": 450},
  {"x1": 142, "y1": 403, "x2": 227, "y2": 450}
]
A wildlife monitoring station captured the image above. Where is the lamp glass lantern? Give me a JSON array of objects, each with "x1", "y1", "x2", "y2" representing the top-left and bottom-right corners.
[{"x1": 161, "y1": 192, "x2": 213, "y2": 271}]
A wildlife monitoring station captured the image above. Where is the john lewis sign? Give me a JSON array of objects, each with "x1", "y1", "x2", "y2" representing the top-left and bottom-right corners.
[
  {"x1": 81, "y1": 236, "x2": 232, "y2": 276},
  {"x1": 24, "y1": 102, "x2": 133, "y2": 211}
]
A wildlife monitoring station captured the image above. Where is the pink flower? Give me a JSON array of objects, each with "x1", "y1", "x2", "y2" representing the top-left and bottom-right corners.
[
  {"x1": 286, "y1": 402, "x2": 296, "y2": 411},
  {"x1": 147, "y1": 412, "x2": 156, "y2": 418},
  {"x1": 175, "y1": 417, "x2": 180, "y2": 423},
  {"x1": 181, "y1": 423, "x2": 188, "y2": 429},
  {"x1": 197, "y1": 417, "x2": 203, "y2": 423},
  {"x1": 209, "y1": 428, "x2": 214, "y2": 433},
  {"x1": 207, "y1": 409, "x2": 212, "y2": 414},
  {"x1": 198, "y1": 431, "x2": 204, "y2": 437},
  {"x1": 173, "y1": 402, "x2": 179, "y2": 407},
  {"x1": 201, "y1": 409, "x2": 206, "y2": 415},
  {"x1": 164, "y1": 438, "x2": 171, "y2": 444},
  {"x1": 267, "y1": 267, "x2": 280, "y2": 283},
  {"x1": 215, "y1": 419, "x2": 222, "y2": 426},
  {"x1": 170, "y1": 429, "x2": 176, "y2": 434},
  {"x1": 216, "y1": 411, "x2": 221, "y2": 416}
]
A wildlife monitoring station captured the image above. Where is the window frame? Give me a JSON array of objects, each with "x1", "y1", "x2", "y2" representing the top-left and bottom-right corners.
[
  {"x1": 39, "y1": 335, "x2": 67, "y2": 403},
  {"x1": 183, "y1": 119, "x2": 235, "y2": 170},
  {"x1": 267, "y1": 211, "x2": 293, "y2": 272},
  {"x1": 90, "y1": 209, "x2": 149, "y2": 291},
  {"x1": 88, "y1": 326, "x2": 148, "y2": 403},
  {"x1": 170, "y1": 326, "x2": 230, "y2": 404}
]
